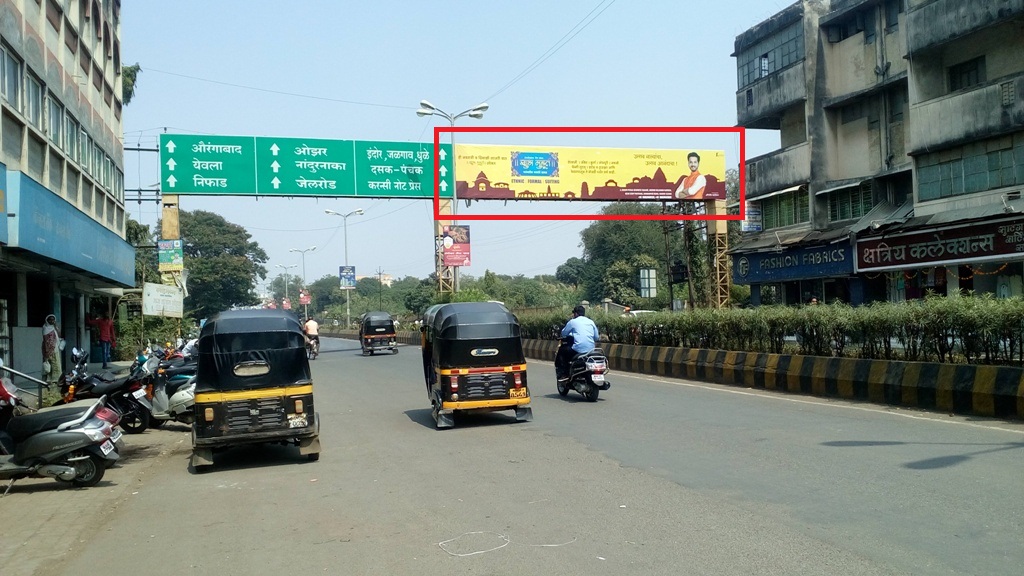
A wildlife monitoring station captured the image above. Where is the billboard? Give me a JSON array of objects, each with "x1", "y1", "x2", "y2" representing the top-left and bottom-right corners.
[
  {"x1": 454, "y1": 144, "x2": 726, "y2": 202},
  {"x1": 442, "y1": 225, "x2": 471, "y2": 267},
  {"x1": 339, "y1": 266, "x2": 356, "y2": 289}
]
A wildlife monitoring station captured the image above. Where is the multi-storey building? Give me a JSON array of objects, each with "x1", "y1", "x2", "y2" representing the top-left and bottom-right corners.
[
  {"x1": 0, "y1": 0, "x2": 133, "y2": 371},
  {"x1": 730, "y1": 0, "x2": 1024, "y2": 306}
]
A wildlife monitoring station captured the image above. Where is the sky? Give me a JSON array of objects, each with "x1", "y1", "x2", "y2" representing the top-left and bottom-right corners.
[{"x1": 120, "y1": 0, "x2": 787, "y2": 288}]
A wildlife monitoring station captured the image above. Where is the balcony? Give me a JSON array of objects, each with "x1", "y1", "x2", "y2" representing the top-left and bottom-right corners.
[
  {"x1": 736, "y1": 64, "x2": 807, "y2": 129},
  {"x1": 745, "y1": 142, "x2": 810, "y2": 199},
  {"x1": 908, "y1": 73, "x2": 1024, "y2": 154},
  {"x1": 907, "y1": 0, "x2": 1024, "y2": 55}
]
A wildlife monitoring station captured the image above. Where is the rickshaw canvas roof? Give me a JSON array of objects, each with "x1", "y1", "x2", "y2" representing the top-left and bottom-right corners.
[
  {"x1": 200, "y1": 309, "x2": 304, "y2": 338},
  {"x1": 430, "y1": 302, "x2": 520, "y2": 340}
]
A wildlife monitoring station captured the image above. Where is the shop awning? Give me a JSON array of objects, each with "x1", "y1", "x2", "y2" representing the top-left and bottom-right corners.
[
  {"x1": 815, "y1": 179, "x2": 866, "y2": 196},
  {"x1": 746, "y1": 184, "x2": 805, "y2": 203}
]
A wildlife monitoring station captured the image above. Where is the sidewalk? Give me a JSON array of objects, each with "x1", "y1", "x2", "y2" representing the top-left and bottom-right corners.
[{"x1": 86, "y1": 359, "x2": 135, "y2": 376}]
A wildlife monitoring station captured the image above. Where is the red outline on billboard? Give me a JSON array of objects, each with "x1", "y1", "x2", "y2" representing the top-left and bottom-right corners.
[{"x1": 433, "y1": 126, "x2": 746, "y2": 222}]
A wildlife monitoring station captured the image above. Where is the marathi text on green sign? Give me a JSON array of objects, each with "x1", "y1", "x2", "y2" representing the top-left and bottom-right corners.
[{"x1": 159, "y1": 134, "x2": 452, "y2": 199}]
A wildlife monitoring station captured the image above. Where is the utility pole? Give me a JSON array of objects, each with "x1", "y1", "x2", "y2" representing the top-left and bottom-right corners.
[{"x1": 376, "y1": 267, "x2": 384, "y2": 310}]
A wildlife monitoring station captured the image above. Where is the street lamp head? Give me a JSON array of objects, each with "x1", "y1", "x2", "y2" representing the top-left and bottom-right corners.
[
  {"x1": 354, "y1": 209, "x2": 364, "y2": 216},
  {"x1": 471, "y1": 102, "x2": 489, "y2": 113},
  {"x1": 419, "y1": 100, "x2": 437, "y2": 111},
  {"x1": 324, "y1": 209, "x2": 339, "y2": 216},
  {"x1": 416, "y1": 108, "x2": 434, "y2": 117},
  {"x1": 467, "y1": 110, "x2": 485, "y2": 119}
]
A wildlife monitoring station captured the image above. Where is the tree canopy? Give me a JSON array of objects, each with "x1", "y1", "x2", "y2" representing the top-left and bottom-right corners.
[{"x1": 164, "y1": 210, "x2": 269, "y2": 318}]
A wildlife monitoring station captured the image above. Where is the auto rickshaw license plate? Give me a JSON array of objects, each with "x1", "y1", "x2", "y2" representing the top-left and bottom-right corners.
[
  {"x1": 509, "y1": 387, "x2": 528, "y2": 398},
  {"x1": 289, "y1": 415, "x2": 308, "y2": 428}
]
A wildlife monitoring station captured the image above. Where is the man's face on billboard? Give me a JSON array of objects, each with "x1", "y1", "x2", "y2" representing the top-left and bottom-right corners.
[{"x1": 688, "y1": 156, "x2": 700, "y2": 172}]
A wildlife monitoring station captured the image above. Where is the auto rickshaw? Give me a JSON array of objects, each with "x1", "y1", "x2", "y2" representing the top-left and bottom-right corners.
[
  {"x1": 359, "y1": 311, "x2": 398, "y2": 355},
  {"x1": 420, "y1": 301, "x2": 532, "y2": 429},
  {"x1": 190, "y1": 309, "x2": 320, "y2": 471}
]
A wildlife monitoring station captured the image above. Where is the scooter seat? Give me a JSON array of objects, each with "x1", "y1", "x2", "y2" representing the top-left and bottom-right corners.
[
  {"x1": 165, "y1": 376, "x2": 194, "y2": 396},
  {"x1": 162, "y1": 363, "x2": 196, "y2": 378},
  {"x1": 6, "y1": 404, "x2": 94, "y2": 442}
]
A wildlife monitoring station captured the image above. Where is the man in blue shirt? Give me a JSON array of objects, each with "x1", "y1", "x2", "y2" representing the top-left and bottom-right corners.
[{"x1": 557, "y1": 305, "x2": 599, "y2": 382}]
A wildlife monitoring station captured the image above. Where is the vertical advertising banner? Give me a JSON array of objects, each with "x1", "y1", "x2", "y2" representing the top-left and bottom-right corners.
[
  {"x1": 157, "y1": 239, "x2": 184, "y2": 271},
  {"x1": 339, "y1": 266, "x2": 357, "y2": 289},
  {"x1": 442, "y1": 225, "x2": 471, "y2": 267}
]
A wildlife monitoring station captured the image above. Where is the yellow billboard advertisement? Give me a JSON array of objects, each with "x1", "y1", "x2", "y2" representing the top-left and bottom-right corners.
[{"x1": 454, "y1": 144, "x2": 726, "y2": 202}]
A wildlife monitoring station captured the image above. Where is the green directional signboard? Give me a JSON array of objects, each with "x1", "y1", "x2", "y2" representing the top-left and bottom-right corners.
[
  {"x1": 255, "y1": 137, "x2": 356, "y2": 196},
  {"x1": 160, "y1": 134, "x2": 257, "y2": 195},
  {"x1": 159, "y1": 133, "x2": 453, "y2": 198}
]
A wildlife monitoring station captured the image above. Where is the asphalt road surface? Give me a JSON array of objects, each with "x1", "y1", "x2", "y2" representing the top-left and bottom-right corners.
[{"x1": 3, "y1": 336, "x2": 1022, "y2": 576}]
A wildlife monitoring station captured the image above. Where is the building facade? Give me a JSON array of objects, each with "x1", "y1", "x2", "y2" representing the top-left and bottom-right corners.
[
  {"x1": 730, "y1": 0, "x2": 1024, "y2": 306},
  {"x1": 0, "y1": 0, "x2": 134, "y2": 373}
]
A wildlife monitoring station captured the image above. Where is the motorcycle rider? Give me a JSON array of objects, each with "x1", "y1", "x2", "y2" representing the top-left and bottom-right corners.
[
  {"x1": 556, "y1": 305, "x2": 599, "y2": 383},
  {"x1": 303, "y1": 316, "x2": 320, "y2": 349}
]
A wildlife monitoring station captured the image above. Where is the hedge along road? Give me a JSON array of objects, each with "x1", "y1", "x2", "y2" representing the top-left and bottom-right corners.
[{"x1": 15, "y1": 335, "x2": 1024, "y2": 576}]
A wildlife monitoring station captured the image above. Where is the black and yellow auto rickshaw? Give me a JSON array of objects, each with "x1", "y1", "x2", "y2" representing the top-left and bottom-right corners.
[
  {"x1": 420, "y1": 301, "x2": 532, "y2": 429},
  {"x1": 359, "y1": 311, "x2": 398, "y2": 356},
  {"x1": 190, "y1": 309, "x2": 320, "y2": 470}
]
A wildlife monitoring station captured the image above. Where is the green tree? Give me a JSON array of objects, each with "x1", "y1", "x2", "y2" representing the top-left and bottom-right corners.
[
  {"x1": 555, "y1": 257, "x2": 586, "y2": 288},
  {"x1": 122, "y1": 63, "x2": 141, "y2": 105},
  {"x1": 576, "y1": 203, "x2": 685, "y2": 303},
  {"x1": 167, "y1": 210, "x2": 269, "y2": 318},
  {"x1": 126, "y1": 218, "x2": 157, "y2": 286}
]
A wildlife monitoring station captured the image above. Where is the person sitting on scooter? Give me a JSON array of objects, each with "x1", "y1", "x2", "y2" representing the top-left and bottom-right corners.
[
  {"x1": 556, "y1": 305, "x2": 599, "y2": 383},
  {"x1": 303, "y1": 316, "x2": 320, "y2": 348}
]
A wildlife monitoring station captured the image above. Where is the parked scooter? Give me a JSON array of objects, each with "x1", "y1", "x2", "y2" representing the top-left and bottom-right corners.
[
  {"x1": 149, "y1": 371, "x2": 195, "y2": 426},
  {"x1": 57, "y1": 348, "x2": 156, "y2": 434},
  {"x1": 556, "y1": 340, "x2": 611, "y2": 402},
  {"x1": 0, "y1": 359, "x2": 121, "y2": 495}
]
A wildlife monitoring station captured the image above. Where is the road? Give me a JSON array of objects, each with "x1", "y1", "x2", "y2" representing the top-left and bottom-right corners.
[{"x1": 3, "y1": 336, "x2": 1022, "y2": 575}]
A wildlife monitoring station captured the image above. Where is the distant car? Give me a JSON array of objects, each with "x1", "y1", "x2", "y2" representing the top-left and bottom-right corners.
[{"x1": 622, "y1": 310, "x2": 657, "y2": 317}]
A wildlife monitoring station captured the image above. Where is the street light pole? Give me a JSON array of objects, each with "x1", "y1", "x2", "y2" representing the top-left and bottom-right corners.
[
  {"x1": 416, "y1": 100, "x2": 488, "y2": 293},
  {"x1": 289, "y1": 245, "x2": 316, "y2": 317},
  {"x1": 324, "y1": 208, "x2": 364, "y2": 328},
  {"x1": 275, "y1": 264, "x2": 297, "y2": 308}
]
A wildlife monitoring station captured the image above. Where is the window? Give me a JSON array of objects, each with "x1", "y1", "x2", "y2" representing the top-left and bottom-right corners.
[
  {"x1": 737, "y1": 22, "x2": 804, "y2": 88},
  {"x1": 1, "y1": 44, "x2": 23, "y2": 107},
  {"x1": 25, "y1": 73, "x2": 43, "y2": 127},
  {"x1": 759, "y1": 188, "x2": 810, "y2": 230},
  {"x1": 65, "y1": 114, "x2": 79, "y2": 159},
  {"x1": 949, "y1": 57, "x2": 985, "y2": 92},
  {"x1": 47, "y1": 93, "x2": 63, "y2": 144},
  {"x1": 828, "y1": 183, "x2": 875, "y2": 222},
  {"x1": 82, "y1": 133, "x2": 92, "y2": 174},
  {"x1": 918, "y1": 135, "x2": 1024, "y2": 201},
  {"x1": 884, "y1": 0, "x2": 903, "y2": 32},
  {"x1": 841, "y1": 101, "x2": 865, "y2": 124},
  {"x1": 888, "y1": 88, "x2": 906, "y2": 123}
]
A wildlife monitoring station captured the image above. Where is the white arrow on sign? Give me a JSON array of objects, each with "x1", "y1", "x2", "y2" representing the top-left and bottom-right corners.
[
  {"x1": 438, "y1": 165, "x2": 447, "y2": 177},
  {"x1": 270, "y1": 143, "x2": 280, "y2": 156},
  {"x1": 166, "y1": 158, "x2": 177, "y2": 171},
  {"x1": 165, "y1": 140, "x2": 176, "y2": 153},
  {"x1": 271, "y1": 160, "x2": 280, "y2": 173},
  {"x1": 272, "y1": 177, "x2": 281, "y2": 189},
  {"x1": 438, "y1": 149, "x2": 447, "y2": 160},
  {"x1": 439, "y1": 180, "x2": 448, "y2": 192},
  {"x1": 167, "y1": 175, "x2": 177, "y2": 188}
]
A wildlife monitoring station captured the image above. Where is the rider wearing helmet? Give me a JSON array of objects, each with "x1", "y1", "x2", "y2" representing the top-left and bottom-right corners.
[{"x1": 556, "y1": 305, "x2": 599, "y2": 383}]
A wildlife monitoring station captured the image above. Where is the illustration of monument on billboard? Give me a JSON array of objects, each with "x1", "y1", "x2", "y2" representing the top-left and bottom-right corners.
[{"x1": 454, "y1": 144, "x2": 726, "y2": 202}]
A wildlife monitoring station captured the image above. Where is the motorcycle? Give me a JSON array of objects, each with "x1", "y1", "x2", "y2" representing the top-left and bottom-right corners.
[
  {"x1": 56, "y1": 348, "x2": 156, "y2": 434},
  {"x1": 556, "y1": 339, "x2": 611, "y2": 402},
  {"x1": 0, "y1": 359, "x2": 122, "y2": 495},
  {"x1": 306, "y1": 335, "x2": 319, "y2": 360}
]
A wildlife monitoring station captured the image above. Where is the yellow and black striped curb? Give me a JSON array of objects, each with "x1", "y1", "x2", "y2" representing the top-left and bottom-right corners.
[
  {"x1": 327, "y1": 332, "x2": 1024, "y2": 420},
  {"x1": 520, "y1": 339, "x2": 1024, "y2": 420}
]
